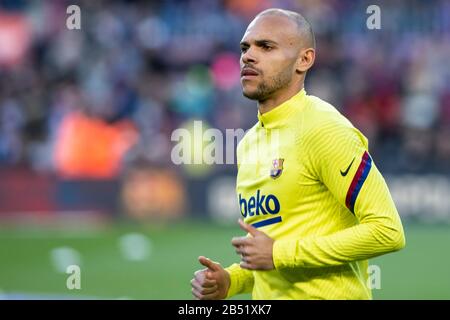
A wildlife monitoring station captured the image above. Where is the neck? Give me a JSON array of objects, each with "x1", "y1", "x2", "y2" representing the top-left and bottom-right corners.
[{"x1": 257, "y1": 83, "x2": 304, "y2": 114}]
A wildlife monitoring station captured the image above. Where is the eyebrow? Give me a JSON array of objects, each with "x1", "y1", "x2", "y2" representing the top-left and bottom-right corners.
[{"x1": 240, "y1": 39, "x2": 278, "y2": 47}]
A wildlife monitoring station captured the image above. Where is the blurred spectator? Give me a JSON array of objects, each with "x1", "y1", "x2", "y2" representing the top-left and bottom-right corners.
[{"x1": 0, "y1": 0, "x2": 449, "y2": 192}]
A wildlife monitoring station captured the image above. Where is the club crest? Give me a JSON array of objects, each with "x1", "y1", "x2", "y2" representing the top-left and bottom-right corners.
[{"x1": 270, "y1": 158, "x2": 284, "y2": 179}]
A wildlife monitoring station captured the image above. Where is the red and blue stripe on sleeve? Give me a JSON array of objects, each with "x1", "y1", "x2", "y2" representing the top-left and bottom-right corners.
[{"x1": 345, "y1": 151, "x2": 372, "y2": 214}]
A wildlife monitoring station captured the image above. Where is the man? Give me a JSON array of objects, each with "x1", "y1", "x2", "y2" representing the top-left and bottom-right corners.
[{"x1": 191, "y1": 8, "x2": 405, "y2": 300}]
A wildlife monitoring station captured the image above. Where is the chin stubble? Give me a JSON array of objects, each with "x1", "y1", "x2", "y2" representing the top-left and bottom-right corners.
[{"x1": 243, "y1": 69, "x2": 293, "y2": 101}]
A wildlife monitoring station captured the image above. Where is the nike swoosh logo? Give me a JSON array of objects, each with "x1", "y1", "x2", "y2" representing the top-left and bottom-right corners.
[{"x1": 340, "y1": 157, "x2": 355, "y2": 176}]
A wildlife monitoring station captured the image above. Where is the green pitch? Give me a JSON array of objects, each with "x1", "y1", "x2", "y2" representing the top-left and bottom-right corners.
[{"x1": 0, "y1": 221, "x2": 449, "y2": 299}]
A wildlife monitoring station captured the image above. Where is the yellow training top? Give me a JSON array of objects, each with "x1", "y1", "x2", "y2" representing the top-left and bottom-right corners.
[{"x1": 225, "y1": 89, "x2": 405, "y2": 300}]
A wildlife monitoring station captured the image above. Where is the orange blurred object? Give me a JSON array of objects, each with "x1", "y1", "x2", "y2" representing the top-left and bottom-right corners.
[
  {"x1": 54, "y1": 111, "x2": 138, "y2": 179},
  {"x1": 224, "y1": 0, "x2": 271, "y2": 18},
  {"x1": 121, "y1": 167, "x2": 186, "y2": 219}
]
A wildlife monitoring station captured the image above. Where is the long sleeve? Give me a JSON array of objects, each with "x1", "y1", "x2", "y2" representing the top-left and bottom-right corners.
[
  {"x1": 224, "y1": 263, "x2": 254, "y2": 298},
  {"x1": 273, "y1": 119, "x2": 406, "y2": 269}
]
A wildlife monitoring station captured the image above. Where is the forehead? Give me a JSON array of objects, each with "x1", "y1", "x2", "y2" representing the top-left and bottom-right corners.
[{"x1": 241, "y1": 14, "x2": 298, "y2": 44}]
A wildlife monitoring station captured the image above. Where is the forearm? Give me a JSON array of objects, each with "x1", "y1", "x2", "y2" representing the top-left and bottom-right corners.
[
  {"x1": 224, "y1": 263, "x2": 254, "y2": 298},
  {"x1": 273, "y1": 216, "x2": 405, "y2": 269}
]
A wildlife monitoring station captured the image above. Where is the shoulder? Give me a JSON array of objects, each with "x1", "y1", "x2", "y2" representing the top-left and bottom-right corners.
[
  {"x1": 300, "y1": 94, "x2": 368, "y2": 149},
  {"x1": 304, "y1": 95, "x2": 353, "y2": 131}
]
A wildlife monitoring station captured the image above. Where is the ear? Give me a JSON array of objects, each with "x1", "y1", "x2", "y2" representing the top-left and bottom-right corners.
[{"x1": 296, "y1": 48, "x2": 315, "y2": 74}]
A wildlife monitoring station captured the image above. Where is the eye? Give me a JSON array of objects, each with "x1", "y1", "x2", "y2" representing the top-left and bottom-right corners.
[
  {"x1": 262, "y1": 44, "x2": 272, "y2": 51},
  {"x1": 240, "y1": 46, "x2": 248, "y2": 53}
]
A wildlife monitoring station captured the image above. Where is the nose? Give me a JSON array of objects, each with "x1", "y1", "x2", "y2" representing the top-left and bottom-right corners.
[{"x1": 241, "y1": 47, "x2": 257, "y2": 65}]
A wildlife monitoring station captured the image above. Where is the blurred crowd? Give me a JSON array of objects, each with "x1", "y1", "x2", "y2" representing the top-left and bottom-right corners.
[{"x1": 1, "y1": 0, "x2": 450, "y2": 178}]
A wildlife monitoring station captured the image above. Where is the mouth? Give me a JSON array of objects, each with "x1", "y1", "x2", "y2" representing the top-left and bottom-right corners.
[{"x1": 240, "y1": 67, "x2": 259, "y2": 79}]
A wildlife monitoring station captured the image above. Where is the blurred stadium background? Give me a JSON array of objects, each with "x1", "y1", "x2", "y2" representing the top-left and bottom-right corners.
[{"x1": 0, "y1": 0, "x2": 450, "y2": 299}]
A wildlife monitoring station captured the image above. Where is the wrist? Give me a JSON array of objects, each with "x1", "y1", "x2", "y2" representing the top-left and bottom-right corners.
[
  {"x1": 273, "y1": 238, "x2": 302, "y2": 269},
  {"x1": 224, "y1": 267, "x2": 238, "y2": 299}
]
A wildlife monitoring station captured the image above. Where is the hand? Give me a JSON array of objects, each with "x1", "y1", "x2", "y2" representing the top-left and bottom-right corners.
[
  {"x1": 190, "y1": 256, "x2": 230, "y2": 300},
  {"x1": 231, "y1": 219, "x2": 275, "y2": 270}
]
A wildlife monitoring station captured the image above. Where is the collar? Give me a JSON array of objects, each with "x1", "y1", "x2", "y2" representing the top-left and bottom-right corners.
[{"x1": 257, "y1": 89, "x2": 307, "y2": 129}]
